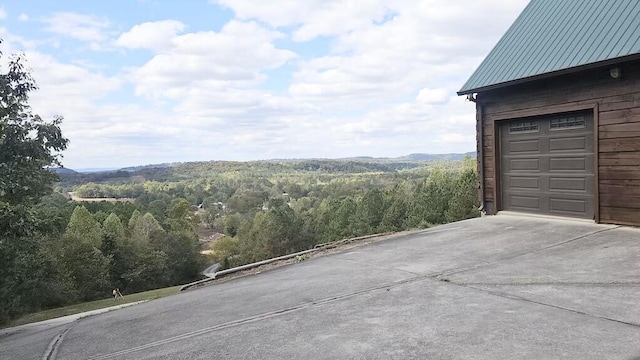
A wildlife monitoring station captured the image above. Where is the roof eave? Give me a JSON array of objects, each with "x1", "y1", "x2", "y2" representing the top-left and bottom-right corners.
[{"x1": 457, "y1": 53, "x2": 640, "y2": 96}]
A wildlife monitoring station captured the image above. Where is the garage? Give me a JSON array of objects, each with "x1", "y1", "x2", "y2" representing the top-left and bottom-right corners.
[
  {"x1": 499, "y1": 112, "x2": 595, "y2": 219},
  {"x1": 458, "y1": 0, "x2": 640, "y2": 226}
]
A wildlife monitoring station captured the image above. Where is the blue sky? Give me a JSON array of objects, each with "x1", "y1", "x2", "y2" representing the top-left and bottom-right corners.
[{"x1": 0, "y1": 0, "x2": 529, "y2": 169}]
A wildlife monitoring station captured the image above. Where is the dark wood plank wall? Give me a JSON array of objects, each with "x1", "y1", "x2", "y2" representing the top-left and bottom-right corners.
[{"x1": 476, "y1": 60, "x2": 640, "y2": 226}]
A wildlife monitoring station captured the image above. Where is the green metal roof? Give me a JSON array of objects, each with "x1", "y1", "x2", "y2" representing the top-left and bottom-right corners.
[{"x1": 458, "y1": 0, "x2": 640, "y2": 95}]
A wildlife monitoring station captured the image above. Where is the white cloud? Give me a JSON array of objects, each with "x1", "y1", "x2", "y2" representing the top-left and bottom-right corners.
[
  {"x1": 287, "y1": 0, "x2": 529, "y2": 111},
  {"x1": 417, "y1": 88, "x2": 449, "y2": 105},
  {"x1": 214, "y1": 0, "x2": 390, "y2": 41},
  {"x1": 438, "y1": 132, "x2": 475, "y2": 144},
  {"x1": 126, "y1": 20, "x2": 296, "y2": 98},
  {"x1": 42, "y1": 12, "x2": 110, "y2": 42},
  {"x1": 0, "y1": 27, "x2": 40, "y2": 50},
  {"x1": 28, "y1": 52, "x2": 121, "y2": 101},
  {"x1": 18, "y1": 13, "x2": 29, "y2": 21},
  {"x1": 213, "y1": 0, "x2": 313, "y2": 28},
  {"x1": 290, "y1": 0, "x2": 389, "y2": 42},
  {"x1": 0, "y1": 8, "x2": 7, "y2": 20},
  {"x1": 116, "y1": 20, "x2": 186, "y2": 51},
  {"x1": 22, "y1": 50, "x2": 123, "y2": 147}
]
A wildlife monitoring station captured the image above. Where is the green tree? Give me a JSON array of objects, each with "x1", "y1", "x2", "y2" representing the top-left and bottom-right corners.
[
  {"x1": 128, "y1": 209, "x2": 142, "y2": 230},
  {"x1": 57, "y1": 233, "x2": 111, "y2": 301},
  {"x1": 61, "y1": 206, "x2": 110, "y2": 300},
  {"x1": 102, "y1": 213, "x2": 127, "y2": 287},
  {"x1": 0, "y1": 45, "x2": 69, "y2": 323},
  {"x1": 260, "y1": 203, "x2": 305, "y2": 257},
  {"x1": 103, "y1": 213, "x2": 126, "y2": 243},
  {"x1": 327, "y1": 197, "x2": 357, "y2": 240},
  {"x1": 150, "y1": 230, "x2": 203, "y2": 285},
  {"x1": 31, "y1": 192, "x2": 75, "y2": 235},
  {"x1": 445, "y1": 165, "x2": 480, "y2": 222},
  {"x1": 209, "y1": 236, "x2": 239, "y2": 269},
  {"x1": 65, "y1": 205, "x2": 103, "y2": 247},
  {"x1": 222, "y1": 214, "x2": 242, "y2": 237},
  {"x1": 166, "y1": 198, "x2": 199, "y2": 231},
  {"x1": 407, "y1": 168, "x2": 454, "y2": 227},
  {"x1": 354, "y1": 189, "x2": 385, "y2": 235},
  {"x1": 132, "y1": 212, "x2": 164, "y2": 243},
  {"x1": 381, "y1": 196, "x2": 408, "y2": 232},
  {"x1": 0, "y1": 55, "x2": 68, "y2": 205},
  {"x1": 147, "y1": 199, "x2": 168, "y2": 222}
]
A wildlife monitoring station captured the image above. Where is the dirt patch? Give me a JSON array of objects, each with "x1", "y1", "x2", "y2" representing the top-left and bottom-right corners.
[{"x1": 68, "y1": 192, "x2": 134, "y2": 203}]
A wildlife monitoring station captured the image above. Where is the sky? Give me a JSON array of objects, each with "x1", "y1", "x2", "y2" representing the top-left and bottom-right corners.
[{"x1": 0, "y1": 0, "x2": 529, "y2": 169}]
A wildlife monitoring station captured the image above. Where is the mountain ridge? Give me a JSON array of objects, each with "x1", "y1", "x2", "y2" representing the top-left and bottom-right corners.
[{"x1": 54, "y1": 152, "x2": 476, "y2": 174}]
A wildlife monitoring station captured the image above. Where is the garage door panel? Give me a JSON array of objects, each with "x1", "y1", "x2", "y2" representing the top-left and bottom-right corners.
[
  {"x1": 500, "y1": 112, "x2": 594, "y2": 219},
  {"x1": 549, "y1": 136, "x2": 587, "y2": 151},
  {"x1": 508, "y1": 195, "x2": 540, "y2": 211},
  {"x1": 549, "y1": 177, "x2": 587, "y2": 191},
  {"x1": 510, "y1": 176, "x2": 540, "y2": 190},
  {"x1": 549, "y1": 198, "x2": 586, "y2": 214},
  {"x1": 509, "y1": 139, "x2": 540, "y2": 153},
  {"x1": 549, "y1": 157, "x2": 586, "y2": 171},
  {"x1": 509, "y1": 158, "x2": 540, "y2": 171}
]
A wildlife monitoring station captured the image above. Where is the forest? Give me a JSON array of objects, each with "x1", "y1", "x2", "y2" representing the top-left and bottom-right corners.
[
  {"x1": 64, "y1": 155, "x2": 480, "y2": 264},
  {"x1": 0, "y1": 44, "x2": 480, "y2": 325}
]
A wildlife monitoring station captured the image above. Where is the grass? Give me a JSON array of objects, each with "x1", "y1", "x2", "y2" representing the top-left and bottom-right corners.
[{"x1": 6, "y1": 286, "x2": 182, "y2": 328}]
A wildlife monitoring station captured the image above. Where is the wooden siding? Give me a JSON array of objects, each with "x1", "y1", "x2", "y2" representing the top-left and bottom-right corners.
[{"x1": 476, "y1": 59, "x2": 640, "y2": 226}]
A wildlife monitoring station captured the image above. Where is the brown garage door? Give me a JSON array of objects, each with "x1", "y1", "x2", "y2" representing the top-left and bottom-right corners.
[{"x1": 500, "y1": 112, "x2": 595, "y2": 219}]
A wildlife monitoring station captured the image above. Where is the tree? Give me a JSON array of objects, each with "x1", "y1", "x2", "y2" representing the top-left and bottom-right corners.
[
  {"x1": 0, "y1": 47, "x2": 68, "y2": 206},
  {"x1": 209, "y1": 236, "x2": 239, "y2": 269},
  {"x1": 381, "y1": 196, "x2": 408, "y2": 232},
  {"x1": 132, "y1": 212, "x2": 164, "y2": 243},
  {"x1": 260, "y1": 203, "x2": 305, "y2": 257},
  {"x1": 354, "y1": 189, "x2": 385, "y2": 234},
  {"x1": 150, "y1": 230, "x2": 203, "y2": 285},
  {"x1": 128, "y1": 209, "x2": 142, "y2": 230},
  {"x1": 65, "y1": 205, "x2": 103, "y2": 247},
  {"x1": 407, "y1": 168, "x2": 454, "y2": 227},
  {"x1": 445, "y1": 162, "x2": 480, "y2": 222},
  {"x1": 166, "y1": 198, "x2": 199, "y2": 231},
  {"x1": 57, "y1": 233, "x2": 111, "y2": 301},
  {"x1": 102, "y1": 213, "x2": 127, "y2": 287},
  {"x1": 0, "y1": 44, "x2": 69, "y2": 323},
  {"x1": 61, "y1": 206, "x2": 110, "y2": 300},
  {"x1": 326, "y1": 197, "x2": 357, "y2": 240}
]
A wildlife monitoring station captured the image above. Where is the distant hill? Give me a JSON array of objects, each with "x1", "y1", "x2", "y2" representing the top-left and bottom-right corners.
[
  {"x1": 49, "y1": 167, "x2": 78, "y2": 174},
  {"x1": 73, "y1": 168, "x2": 120, "y2": 173},
  {"x1": 263, "y1": 152, "x2": 475, "y2": 164},
  {"x1": 56, "y1": 152, "x2": 476, "y2": 186},
  {"x1": 119, "y1": 163, "x2": 174, "y2": 172},
  {"x1": 395, "y1": 152, "x2": 475, "y2": 161}
]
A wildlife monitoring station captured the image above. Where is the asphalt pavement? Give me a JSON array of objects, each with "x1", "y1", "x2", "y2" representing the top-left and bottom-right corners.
[{"x1": 1, "y1": 215, "x2": 639, "y2": 359}]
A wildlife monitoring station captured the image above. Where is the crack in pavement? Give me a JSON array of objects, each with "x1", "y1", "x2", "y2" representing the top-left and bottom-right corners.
[
  {"x1": 451, "y1": 281, "x2": 640, "y2": 287},
  {"x1": 81, "y1": 274, "x2": 433, "y2": 360},
  {"x1": 331, "y1": 256, "x2": 423, "y2": 276},
  {"x1": 457, "y1": 283, "x2": 640, "y2": 328},
  {"x1": 434, "y1": 226, "x2": 621, "y2": 279},
  {"x1": 419, "y1": 226, "x2": 640, "y2": 329},
  {"x1": 42, "y1": 324, "x2": 74, "y2": 360}
]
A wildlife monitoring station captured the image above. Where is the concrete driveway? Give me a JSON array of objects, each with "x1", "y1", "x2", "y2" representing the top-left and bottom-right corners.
[{"x1": 2, "y1": 215, "x2": 639, "y2": 359}]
